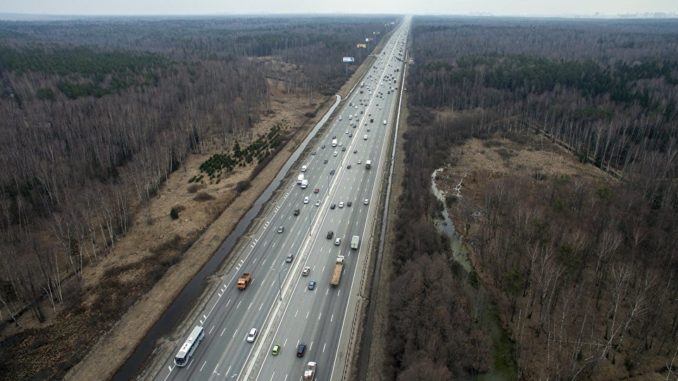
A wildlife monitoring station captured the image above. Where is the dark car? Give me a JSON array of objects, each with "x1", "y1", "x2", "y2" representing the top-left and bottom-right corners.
[
  {"x1": 294, "y1": 209, "x2": 300, "y2": 216},
  {"x1": 347, "y1": 201, "x2": 352, "y2": 207},
  {"x1": 330, "y1": 169, "x2": 335, "y2": 175},
  {"x1": 342, "y1": 147, "x2": 346, "y2": 152},
  {"x1": 307, "y1": 281, "x2": 316, "y2": 290},
  {"x1": 324, "y1": 159, "x2": 328, "y2": 164},
  {"x1": 327, "y1": 231, "x2": 334, "y2": 239},
  {"x1": 297, "y1": 343, "x2": 306, "y2": 358},
  {"x1": 353, "y1": 150, "x2": 358, "y2": 154},
  {"x1": 330, "y1": 204, "x2": 336, "y2": 210},
  {"x1": 347, "y1": 165, "x2": 352, "y2": 169}
]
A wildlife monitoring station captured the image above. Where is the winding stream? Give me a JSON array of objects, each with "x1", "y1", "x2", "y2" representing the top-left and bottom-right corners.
[{"x1": 431, "y1": 168, "x2": 518, "y2": 381}]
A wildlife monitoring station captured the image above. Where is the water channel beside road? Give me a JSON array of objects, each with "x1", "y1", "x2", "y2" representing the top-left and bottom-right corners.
[{"x1": 431, "y1": 168, "x2": 518, "y2": 381}]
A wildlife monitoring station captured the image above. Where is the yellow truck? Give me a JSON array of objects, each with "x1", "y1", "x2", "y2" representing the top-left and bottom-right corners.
[
  {"x1": 330, "y1": 256, "x2": 345, "y2": 287},
  {"x1": 236, "y1": 273, "x2": 252, "y2": 290}
]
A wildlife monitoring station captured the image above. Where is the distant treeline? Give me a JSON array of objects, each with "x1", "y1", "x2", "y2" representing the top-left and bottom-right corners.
[{"x1": 409, "y1": 17, "x2": 678, "y2": 178}]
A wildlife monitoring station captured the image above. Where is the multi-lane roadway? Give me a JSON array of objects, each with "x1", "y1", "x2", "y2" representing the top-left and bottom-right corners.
[{"x1": 153, "y1": 18, "x2": 409, "y2": 381}]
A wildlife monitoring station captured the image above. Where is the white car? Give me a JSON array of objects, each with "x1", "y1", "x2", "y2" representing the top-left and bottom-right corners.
[
  {"x1": 383, "y1": 120, "x2": 387, "y2": 125},
  {"x1": 334, "y1": 237, "x2": 342, "y2": 246},
  {"x1": 358, "y1": 160, "x2": 362, "y2": 165},
  {"x1": 338, "y1": 202, "x2": 344, "y2": 208},
  {"x1": 333, "y1": 151, "x2": 338, "y2": 157},
  {"x1": 364, "y1": 198, "x2": 369, "y2": 205},
  {"x1": 246, "y1": 328, "x2": 258, "y2": 343},
  {"x1": 304, "y1": 197, "x2": 309, "y2": 204},
  {"x1": 302, "y1": 266, "x2": 311, "y2": 276}
]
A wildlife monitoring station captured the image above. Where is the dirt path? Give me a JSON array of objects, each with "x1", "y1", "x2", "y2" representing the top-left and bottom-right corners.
[{"x1": 65, "y1": 49, "x2": 383, "y2": 381}]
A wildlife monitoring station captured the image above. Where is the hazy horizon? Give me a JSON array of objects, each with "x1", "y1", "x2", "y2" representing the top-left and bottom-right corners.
[{"x1": 1, "y1": 0, "x2": 677, "y2": 18}]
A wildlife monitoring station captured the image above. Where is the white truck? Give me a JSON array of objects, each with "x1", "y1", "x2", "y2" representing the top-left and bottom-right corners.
[
  {"x1": 297, "y1": 174, "x2": 305, "y2": 185},
  {"x1": 301, "y1": 179, "x2": 308, "y2": 189},
  {"x1": 351, "y1": 235, "x2": 360, "y2": 250},
  {"x1": 302, "y1": 361, "x2": 317, "y2": 381},
  {"x1": 365, "y1": 160, "x2": 372, "y2": 169},
  {"x1": 332, "y1": 138, "x2": 338, "y2": 147},
  {"x1": 301, "y1": 165, "x2": 307, "y2": 172}
]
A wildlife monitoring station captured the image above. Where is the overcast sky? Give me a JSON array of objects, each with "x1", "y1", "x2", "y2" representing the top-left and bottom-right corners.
[{"x1": 1, "y1": 0, "x2": 677, "y2": 17}]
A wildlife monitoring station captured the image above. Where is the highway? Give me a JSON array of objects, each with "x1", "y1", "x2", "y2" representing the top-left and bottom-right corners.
[{"x1": 153, "y1": 18, "x2": 409, "y2": 381}]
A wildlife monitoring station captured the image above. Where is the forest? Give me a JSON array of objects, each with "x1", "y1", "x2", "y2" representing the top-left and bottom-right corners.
[
  {"x1": 0, "y1": 16, "x2": 391, "y2": 380},
  {"x1": 384, "y1": 17, "x2": 678, "y2": 379}
]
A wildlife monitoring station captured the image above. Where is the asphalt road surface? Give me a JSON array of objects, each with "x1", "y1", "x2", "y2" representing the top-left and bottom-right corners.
[{"x1": 153, "y1": 18, "x2": 410, "y2": 381}]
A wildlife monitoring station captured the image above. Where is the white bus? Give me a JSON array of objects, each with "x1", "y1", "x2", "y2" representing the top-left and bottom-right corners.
[{"x1": 174, "y1": 326, "x2": 205, "y2": 367}]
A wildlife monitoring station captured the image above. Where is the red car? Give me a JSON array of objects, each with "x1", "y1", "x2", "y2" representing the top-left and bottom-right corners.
[{"x1": 314, "y1": 188, "x2": 320, "y2": 194}]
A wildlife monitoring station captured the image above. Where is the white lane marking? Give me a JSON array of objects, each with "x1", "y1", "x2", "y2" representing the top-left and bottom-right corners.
[
  {"x1": 325, "y1": 288, "x2": 329, "y2": 296},
  {"x1": 318, "y1": 312, "x2": 322, "y2": 321},
  {"x1": 305, "y1": 311, "x2": 309, "y2": 319},
  {"x1": 209, "y1": 325, "x2": 215, "y2": 335},
  {"x1": 259, "y1": 302, "x2": 264, "y2": 311},
  {"x1": 236, "y1": 300, "x2": 242, "y2": 309},
  {"x1": 220, "y1": 328, "x2": 226, "y2": 337},
  {"x1": 295, "y1": 309, "x2": 298, "y2": 318},
  {"x1": 199, "y1": 360, "x2": 207, "y2": 372},
  {"x1": 269, "y1": 372, "x2": 276, "y2": 381},
  {"x1": 247, "y1": 302, "x2": 253, "y2": 310},
  {"x1": 331, "y1": 314, "x2": 334, "y2": 323},
  {"x1": 323, "y1": 343, "x2": 327, "y2": 353},
  {"x1": 232, "y1": 329, "x2": 238, "y2": 338}
]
